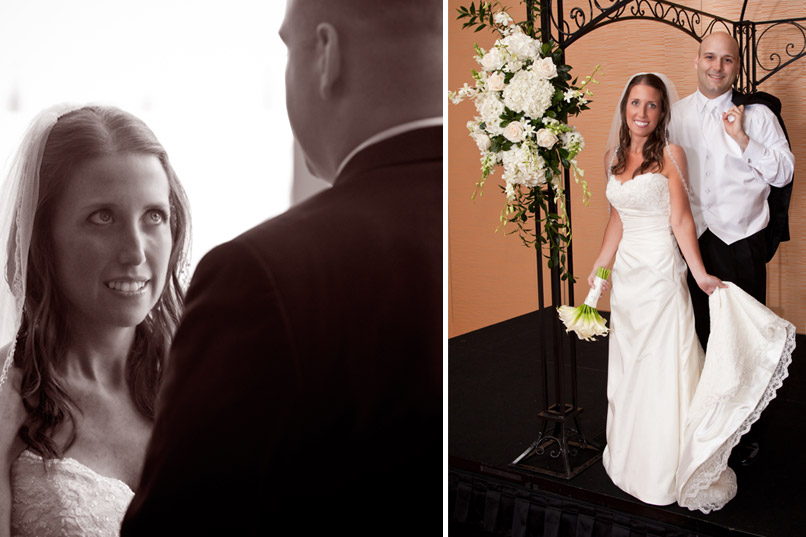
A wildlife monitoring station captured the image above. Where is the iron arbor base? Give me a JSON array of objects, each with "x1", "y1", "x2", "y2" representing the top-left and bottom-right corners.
[{"x1": 510, "y1": 404, "x2": 603, "y2": 480}]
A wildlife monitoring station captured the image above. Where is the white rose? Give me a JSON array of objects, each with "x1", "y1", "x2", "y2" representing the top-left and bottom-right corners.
[
  {"x1": 480, "y1": 47, "x2": 505, "y2": 72},
  {"x1": 473, "y1": 132, "x2": 491, "y2": 151},
  {"x1": 487, "y1": 72, "x2": 506, "y2": 92},
  {"x1": 533, "y1": 57, "x2": 558, "y2": 79},
  {"x1": 503, "y1": 122, "x2": 526, "y2": 143},
  {"x1": 536, "y1": 128, "x2": 559, "y2": 148}
]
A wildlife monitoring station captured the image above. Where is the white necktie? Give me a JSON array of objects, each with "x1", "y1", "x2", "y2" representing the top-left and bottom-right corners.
[{"x1": 702, "y1": 102, "x2": 721, "y2": 140}]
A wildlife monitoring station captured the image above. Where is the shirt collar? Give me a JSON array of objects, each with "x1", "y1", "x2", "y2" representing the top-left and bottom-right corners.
[
  {"x1": 334, "y1": 117, "x2": 443, "y2": 179},
  {"x1": 696, "y1": 89, "x2": 733, "y2": 114}
]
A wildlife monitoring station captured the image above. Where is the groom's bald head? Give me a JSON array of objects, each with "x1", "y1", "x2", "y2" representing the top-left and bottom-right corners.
[
  {"x1": 698, "y1": 32, "x2": 740, "y2": 58},
  {"x1": 285, "y1": 0, "x2": 441, "y2": 34},
  {"x1": 280, "y1": 0, "x2": 442, "y2": 181}
]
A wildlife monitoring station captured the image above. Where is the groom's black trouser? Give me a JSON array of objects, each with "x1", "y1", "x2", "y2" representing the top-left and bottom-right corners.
[
  {"x1": 687, "y1": 228, "x2": 767, "y2": 350},
  {"x1": 686, "y1": 227, "x2": 769, "y2": 448}
]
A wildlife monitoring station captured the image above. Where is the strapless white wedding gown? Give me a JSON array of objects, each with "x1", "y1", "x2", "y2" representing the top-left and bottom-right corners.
[
  {"x1": 10, "y1": 449, "x2": 134, "y2": 536},
  {"x1": 602, "y1": 172, "x2": 794, "y2": 513}
]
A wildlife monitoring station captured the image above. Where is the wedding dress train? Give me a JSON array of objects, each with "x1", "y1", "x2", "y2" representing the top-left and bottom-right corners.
[{"x1": 602, "y1": 172, "x2": 794, "y2": 513}]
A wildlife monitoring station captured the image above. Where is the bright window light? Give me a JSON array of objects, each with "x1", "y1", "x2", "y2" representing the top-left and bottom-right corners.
[{"x1": 0, "y1": 0, "x2": 293, "y2": 272}]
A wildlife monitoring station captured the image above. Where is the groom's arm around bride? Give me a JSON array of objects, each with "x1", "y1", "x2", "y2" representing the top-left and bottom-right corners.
[{"x1": 120, "y1": 1, "x2": 443, "y2": 535}]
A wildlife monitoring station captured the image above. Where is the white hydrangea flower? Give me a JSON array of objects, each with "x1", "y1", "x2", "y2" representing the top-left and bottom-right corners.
[
  {"x1": 476, "y1": 93, "x2": 505, "y2": 133},
  {"x1": 501, "y1": 31, "x2": 538, "y2": 60},
  {"x1": 502, "y1": 144, "x2": 546, "y2": 187},
  {"x1": 502, "y1": 69, "x2": 553, "y2": 119}
]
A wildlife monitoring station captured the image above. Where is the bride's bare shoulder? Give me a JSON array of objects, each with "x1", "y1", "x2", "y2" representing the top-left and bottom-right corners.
[{"x1": 665, "y1": 142, "x2": 686, "y2": 160}]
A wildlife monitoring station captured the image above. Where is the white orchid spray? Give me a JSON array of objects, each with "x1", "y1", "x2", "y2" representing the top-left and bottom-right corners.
[
  {"x1": 449, "y1": 0, "x2": 600, "y2": 283},
  {"x1": 557, "y1": 266, "x2": 611, "y2": 341}
]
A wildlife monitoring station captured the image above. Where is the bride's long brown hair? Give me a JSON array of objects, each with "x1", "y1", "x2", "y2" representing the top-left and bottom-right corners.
[
  {"x1": 610, "y1": 73, "x2": 671, "y2": 178},
  {"x1": 15, "y1": 106, "x2": 191, "y2": 459}
]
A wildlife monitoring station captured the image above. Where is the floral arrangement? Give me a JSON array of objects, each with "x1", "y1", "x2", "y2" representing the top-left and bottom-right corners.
[
  {"x1": 557, "y1": 266, "x2": 611, "y2": 341},
  {"x1": 449, "y1": 1, "x2": 599, "y2": 283}
]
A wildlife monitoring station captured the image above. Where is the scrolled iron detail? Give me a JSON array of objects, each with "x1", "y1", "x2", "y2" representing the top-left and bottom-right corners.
[
  {"x1": 755, "y1": 20, "x2": 806, "y2": 78},
  {"x1": 547, "y1": 0, "x2": 733, "y2": 47}
]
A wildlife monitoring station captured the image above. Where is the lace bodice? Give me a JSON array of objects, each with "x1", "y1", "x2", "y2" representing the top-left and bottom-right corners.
[
  {"x1": 10, "y1": 450, "x2": 134, "y2": 537},
  {"x1": 606, "y1": 173, "x2": 671, "y2": 215},
  {"x1": 607, "y1": 173, "x2": 676, "y2": 249}
]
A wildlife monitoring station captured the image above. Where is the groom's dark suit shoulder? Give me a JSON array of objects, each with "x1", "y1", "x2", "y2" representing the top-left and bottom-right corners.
[{"x1": 121, "y1": 126, "x2": 442, "y2": 536}]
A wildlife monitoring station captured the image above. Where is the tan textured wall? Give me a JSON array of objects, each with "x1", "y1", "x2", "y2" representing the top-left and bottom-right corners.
[{"x1": 448, "y1": 0, "x2": 806, "y2": 337}]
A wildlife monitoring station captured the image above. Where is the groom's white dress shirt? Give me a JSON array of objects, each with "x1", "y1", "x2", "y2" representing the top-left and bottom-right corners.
[
  {"x1": 669, "y1": 89, "x2": 794, "y2": 245},
  {"x1": 334, "y1": 116, "x2": 443, "y2": 181}
]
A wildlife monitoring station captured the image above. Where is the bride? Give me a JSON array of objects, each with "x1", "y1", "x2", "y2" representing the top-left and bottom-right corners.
[
  {"x1": 0, "y1": 104, "x2": 191, "y2": 536},
  {"x1": 588, "y1": 72, "x2": 794, "y2": 513}
]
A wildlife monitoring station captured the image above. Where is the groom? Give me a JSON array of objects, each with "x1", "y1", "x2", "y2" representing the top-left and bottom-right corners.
[
  {"x1": 669, "y1": 32, "x2": 794, "y2": 465},
  {"x1": 121, "y1": 1, "x2": 442, "y2": 535}
]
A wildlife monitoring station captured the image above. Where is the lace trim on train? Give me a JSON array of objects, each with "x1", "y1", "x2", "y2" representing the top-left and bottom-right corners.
[{"x1": 677, "y1": 318, "x2": 795, "y2": 513}]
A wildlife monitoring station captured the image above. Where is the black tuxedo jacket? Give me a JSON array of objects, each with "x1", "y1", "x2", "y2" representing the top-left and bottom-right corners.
[
  {"x1": 121, "y1": 126, "x2": 442, "y2": 536},
  {"x1": 731, "y1": 89, "x2": 793, "y2": 262}
]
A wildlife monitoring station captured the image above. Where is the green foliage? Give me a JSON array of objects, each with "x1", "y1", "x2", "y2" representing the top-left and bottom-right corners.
[{"x1": 456, "y1": 1, "x2": 499, "y2": 33}]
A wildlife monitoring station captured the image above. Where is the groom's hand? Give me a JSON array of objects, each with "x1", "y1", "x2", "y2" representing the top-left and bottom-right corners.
[{"x1": 723, "y1": 104, "x2": 749, "y2": 151}]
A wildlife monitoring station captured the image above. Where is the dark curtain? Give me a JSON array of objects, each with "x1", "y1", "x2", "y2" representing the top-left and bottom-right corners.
[{"x1": 449, "y1": 469, "x2": 710, "y2": 537}]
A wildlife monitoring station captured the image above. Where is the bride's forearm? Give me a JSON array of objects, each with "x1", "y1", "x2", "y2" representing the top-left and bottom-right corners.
[
  {"x1": 593, "y1": 208, "x2": 623, "y2": 269},
  {"x1": 672, "y1": 218, "x2": 707, "y2": 279}
]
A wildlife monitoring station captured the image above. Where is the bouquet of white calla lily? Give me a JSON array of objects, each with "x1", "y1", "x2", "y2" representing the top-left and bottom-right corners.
[{"x1": 557, "y1": 266, "x2": 611, "y2": 341}]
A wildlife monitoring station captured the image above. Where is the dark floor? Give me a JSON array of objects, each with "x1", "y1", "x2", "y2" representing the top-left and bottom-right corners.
[{"x1": 449, "y1": 309, "x2": 805, "y2": 537}]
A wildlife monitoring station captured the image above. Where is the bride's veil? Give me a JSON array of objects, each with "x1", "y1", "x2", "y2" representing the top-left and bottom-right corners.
[
  {"x1": 0, "y1": 103, "x2": 80, "y2": 394},
  {"x1": 605, "y1": 72, "x2": 681, "y2": 172}
]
